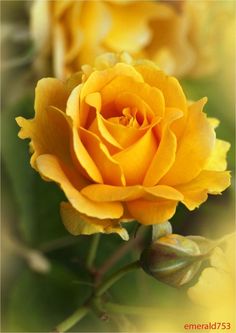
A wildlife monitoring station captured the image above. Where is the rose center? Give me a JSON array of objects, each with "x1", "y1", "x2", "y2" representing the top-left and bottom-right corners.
[{"x1": 108, "y1": 107, "x2": 139, "y2": 128}]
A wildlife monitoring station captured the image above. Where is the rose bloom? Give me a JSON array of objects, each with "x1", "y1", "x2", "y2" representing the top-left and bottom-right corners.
[
  {"x1": 16, "y1": 53, "x2": 230, "y2": 240},
  {"x1": 30, "y1": 0, "x2": 225, "y2": 79}
]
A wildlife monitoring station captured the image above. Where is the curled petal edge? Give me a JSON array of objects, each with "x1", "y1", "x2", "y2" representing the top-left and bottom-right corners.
[{"x1": 60, "y1": 202, "x2": 129, "y2": 240}]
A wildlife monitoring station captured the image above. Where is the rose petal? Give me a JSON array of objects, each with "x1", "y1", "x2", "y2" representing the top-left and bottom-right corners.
[
  {"x1": 205, "y1": 139, "x2": 230, "y2": 172},
  {"x1": 101, "y1": 76, "x2": 165, "y2": 118},
  {"x1": 160, "y1": 98, "x2": 215, "y2": 185},
  {"x1": 66, "y1": 84, "x2": 82, "y2": 127},
  {"x1": 89, "y1": 111, "x2": 123, "y2": 152},
  {"x1": 134, "y1": 63, "x2": 187, "y2": 137},
  {"x1": 80, "y1": 127, "x2": 126, "y2": 186},
  {"x1": 127, "y1": 198, "x2": 178, "y2": 225},
  {"x1": 99, "y1": 112, "x2": 148, "y2": 150},
  {"x1": 80, "y1": 63, "x2": 144, "y2": 101},
  {"x1": 103, "y1": 2, "x2": 160, "y2": 53},
  {"x1": 82, "y1": 185, "x2": 144, "y2": 202},
  {"x1": 36, "y1": 154, "x2": 124, "y2": 219},
  {"x1": 113, "y1": 91, "x2": 162, "y2": 128},
  {"x1": 60, "y1": 202, "x2": 129, "y2": 240},
  {"x1": 72, "y1": 127, "x2": 103, "y2": 183},
  {"x1": 176, "y1": 170, "x2": 231, "y2": 210},
  {"x1": 149, "y1": 8, "x2": 196, "y2": 77},
  {"x1": 16, "y1": 92, "x2": 70, "y2": 170},
  {"x1": 134, "y1": 63, "x2": 187, "y2": 112},
  {"x1": 77, "y1": 1, "x2": 112, "y2": 65},
  {"x1": 113, "y1": 129, "x2": 158, "y2": 185},
  {"x1": 81, "y1": 184, "x2": 183, "y2": 202},
  {"x1": 35, "y1": 77, "x2": 69, "y2": 113},
  {"x1": 208, "y1": 117, "x2": 220, "y2": 129},
  {"x1": 143, "y1": 108, "x2": 182, "y2": 186},
  {"x1": 85, "y1": 91, "x2": 102, "y2": 111},
  {"x1": 145, "y1": 185, "x2": 183, "y2": 201},
  {"x1": 80, "y1": 63, "x2": 144, "y2": 126}
]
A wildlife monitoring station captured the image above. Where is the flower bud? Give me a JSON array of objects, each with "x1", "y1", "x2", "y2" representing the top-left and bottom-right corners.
[{"x1": 140, "y1": 234, "x2": 203, "y2": 287}]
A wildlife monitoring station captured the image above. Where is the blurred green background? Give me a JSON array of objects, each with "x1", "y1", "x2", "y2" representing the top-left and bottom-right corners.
[{"x1": 1, "y1": 1, "x2": 235, "y2": 332}]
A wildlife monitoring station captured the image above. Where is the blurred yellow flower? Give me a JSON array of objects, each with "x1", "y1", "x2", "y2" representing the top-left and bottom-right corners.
[
  {"x1": 16, "y1": 53, "x2": 230, "y2": 239},
  {"x1": 188, "y1": 236, "x2": 235, "y2": 325},
  {"x1": 30, "y1": 0, "x2": 231, "y2": 79}
]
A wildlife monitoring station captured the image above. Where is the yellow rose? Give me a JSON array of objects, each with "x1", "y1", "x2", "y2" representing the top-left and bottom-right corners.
[
  {"x1": 30, "y1": 0, "x2": 228, "y2": 79},
  {"x1": 16, "y1": 53, "x2": 230, "y2": 240}
]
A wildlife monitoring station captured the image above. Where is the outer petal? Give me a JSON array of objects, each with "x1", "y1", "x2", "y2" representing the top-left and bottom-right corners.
[
  {"x1": 81, "y1": 184, "x2": 183, "y2": 202},
  {"x1": 36, "y1": 154, "x2": 123, "y2": 219},
  {"x1": 208, "y1": 117, "x2": 220, "y2": 129},
  {"x1": 205, "y1": 139, "x2": 230, "y2": 172},
  {"x1": 160, "y1": 98, "x2": 215, "y2": 186},
  {"x1": 176, "y1": 170, "x2": 231, "y2": 210},
  {"x1": 60, "y1": 202, "x2": 129, "y2": 240},
  {"x1": 126, "y1": 199, "x2": 178, "y2": 225},
  {"x1": 34, "y1": 77, "x2": 69, "y2": 114},
  {"x1": 16, "y1": 101, "x2": 71, "y2": 170}
]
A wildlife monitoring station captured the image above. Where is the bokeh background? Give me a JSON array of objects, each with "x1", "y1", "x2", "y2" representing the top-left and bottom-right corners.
[{"x1": 1, "y1": 1, "x2": 235, "y2": 332}]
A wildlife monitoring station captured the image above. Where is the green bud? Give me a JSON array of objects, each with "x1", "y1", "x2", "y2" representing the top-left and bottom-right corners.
[{"x1": 140, "y1": 234, "x2": 203, "y2": 287}]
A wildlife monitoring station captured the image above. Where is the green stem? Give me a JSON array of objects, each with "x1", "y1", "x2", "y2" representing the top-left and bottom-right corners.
[
  {"x1": 55, "y1": 306, "x2": 89, "y2": 333},
  {"x1": 104, "y1": 302, "x2": 158, "y2": 316},
  {"x1": 95, "y1": 260, "x2": 140, "y2": 297},
  {"x1": 86, "y1": 234, "x2": 100, "y2": 270},
  {"x1": 54, "y1": 260, "x2": 140, "y2": 332},
  {"x1": 95, "y1": 227, "x2": 146, "y2": 284}
]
